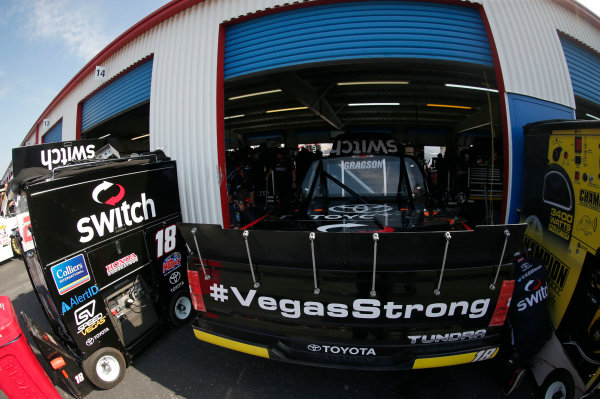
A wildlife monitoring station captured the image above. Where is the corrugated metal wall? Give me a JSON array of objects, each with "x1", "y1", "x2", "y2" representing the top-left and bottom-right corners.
[
  {"x1": 81, "y1": 59, "x2": 153, "y2": 132},
  {"x1": 27, "y1": 0, "x2": 600, "y2": 225},
  {"x1": 225, "y1": 1, "x2": 493, "y2": 79},
  {"x1": 481, "y1": 0, "x2": 600, "y2": 108}
]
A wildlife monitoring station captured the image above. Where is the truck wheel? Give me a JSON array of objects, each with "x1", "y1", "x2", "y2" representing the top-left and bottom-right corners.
[
  {"x1": 11, "y1": 237, "x2": 21, "y2": 257},
  {"x1": 540, "y1": 369, "x2": 574, "y2": 399},
  {"x1": 83, "y1": 347, "x2": 126, "y2": 390},
  {"x1": 169, "y1": 289, "x2": 192, "y2": 326}
]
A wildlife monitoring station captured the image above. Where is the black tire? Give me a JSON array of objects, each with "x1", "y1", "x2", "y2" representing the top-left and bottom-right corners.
[
  {"x1": 11, "y1": 237, "x2": 21, "y2": 257},
  {"x1": 82, "y1": 347, "x2": 126, "y2": 390},
  {"x1": 540, "y1": 369, "x2": 574, "y2": 399},
  {"x1": 168, "y1": 289, "x2": 192, "y2": 326}
]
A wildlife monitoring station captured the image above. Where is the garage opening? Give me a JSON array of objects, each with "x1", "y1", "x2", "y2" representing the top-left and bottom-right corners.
[
  {"x1": 220, "y1": 1, "x2": 503, "y2": 230},
  {"x1": 223, "y1": 60, "x2": 503, "y2": 229},
  {"x1": 80, "y1": 58, "x2": 153, "y2": 155}
]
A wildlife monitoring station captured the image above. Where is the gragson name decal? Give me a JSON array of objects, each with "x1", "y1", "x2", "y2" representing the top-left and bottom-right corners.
[
  {"x1": 41, "y1": 144, "x2": 96, "y2": 170},
  {"x1": 106, "y1": 253, "x2": 138, "y2": 276},
  {"x1": 77, "y1": 181, "x2": 156, "y2": 243},
  {"x1": 209, "y1": 284, "x2": 490, "y2": 320}
]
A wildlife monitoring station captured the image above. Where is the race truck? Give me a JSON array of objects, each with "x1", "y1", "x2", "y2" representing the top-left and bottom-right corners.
[
  {"x1": 0, "y1": 188, "x2": 21, "y2": 262},
  {"x1": 179, "y1": 133, "x2": 526, "y2": 370}
]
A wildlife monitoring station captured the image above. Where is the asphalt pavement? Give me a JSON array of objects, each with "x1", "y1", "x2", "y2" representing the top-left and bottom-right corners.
[{"x1": 0, "y1": 256, "x2": 540, "y2": 399}]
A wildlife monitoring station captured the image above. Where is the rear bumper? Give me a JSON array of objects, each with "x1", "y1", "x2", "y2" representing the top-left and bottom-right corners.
[{"x1": 192, "y1": 318, "x2": 500, "y2": 370}]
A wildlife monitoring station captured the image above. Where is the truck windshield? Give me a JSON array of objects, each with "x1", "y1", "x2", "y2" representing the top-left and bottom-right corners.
[{"x1": 301, "y1": 155, "x2": 411, "y2": 201}]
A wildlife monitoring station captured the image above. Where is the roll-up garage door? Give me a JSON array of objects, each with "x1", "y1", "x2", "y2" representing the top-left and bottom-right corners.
[
  {"x1": 225, "y1": 1, "x2": 493, "y2": 79},
  {"x1": 560, "y1": 36, "x2": 600, "y2": 105},
  {"x1": 81, "y1": 59, "x2": 153, "y2": 132},
  {"x1": 43, "y1": 119, "x2": 62, "y2": 143}
]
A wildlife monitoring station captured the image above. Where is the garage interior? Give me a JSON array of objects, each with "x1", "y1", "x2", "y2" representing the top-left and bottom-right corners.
[
  {"x1": 81, "y1": 103, "x2": 150, "y2": 154},
  {"x1": 223, "y1": 59, "x2": 504, "y2": 226}
]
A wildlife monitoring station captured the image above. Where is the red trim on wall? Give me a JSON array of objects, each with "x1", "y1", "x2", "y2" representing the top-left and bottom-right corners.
[
  {"x1": 21, "y1": 0, "x2": 205, "y2": 146},
  {"x1": 479, "y1": 6, "x2": 510, "y2": 223},
  {"x1": 35, "y1": 124, "x2": 39, "y2": 145},
  {"x1": 216, "y1": 24, "x2": 230, "y2": 228},
  {"x1": 76, "y1": 103, "x2": 83, "y2": 140}
]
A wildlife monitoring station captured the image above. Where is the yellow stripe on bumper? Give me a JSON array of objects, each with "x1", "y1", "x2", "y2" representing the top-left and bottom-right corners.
[
  {"x1": 413, "y1": 347, "x2": 498, "y2": 369},
  {"x1": 194, "y1": 330, "x2": 270, "y2": 359}
]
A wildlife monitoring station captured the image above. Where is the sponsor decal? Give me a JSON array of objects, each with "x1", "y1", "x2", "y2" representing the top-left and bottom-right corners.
[
  {"x1": 524, "y1": 279, "x2": 542, "y2": 292},
  {"x1": 163, "y1": 252, "x2": 182, "y2": 275},
  {"x1": 311, "y1": 204, "x2": 393, "y2": 222},
  {"x1": 41, "y1": 145, "x2": 96, "y2": 170},
  {"x1": 51, "y1": 254, "x2": 91, "y2": 296},
  {"x1": 169, "y1": 271, "x2": 181, "y2": 285},
  {"x1": 576, "y1": 215, "x2": 597, "y2": 237},
  {"x1": 317, "y1": 223, "x2": 369, "y2": 233},
  {"x1": 330, "y1": 139, "x2": 398, "y2": 156},
  {"x1": 408, "y1": 329, "x2": 486, "y2": 344},
  {"x1": 74, "y1": 300, "x2": 107, "y2": 336},
  {"x1": 548, "y1": 208, "x2": 572, "y2": 240},
  {"x1": 170, "y1": 281, "x2": 185, "y2": 293},
  {"x1": 92, "y1": 181, "x2": 125, "y2": 206},
  {"x1": 580, "y1": 189, "x2": 600, "y2": 212},
  {"x1": 77, "y1": 181, "x2": 156, "y2": 243},
  {"x1": 208, "y1": 283, "x2": 490, "y2": 320},
  {"x1": 61, "y1": 285, "x2": 98, "y2": 314},
  {"x1": 516, "y1": 280, "x2": 549, "y2": 312},
  {"x1": 306, "y1": 344, "x2": 376, "y2": 356},
  {"x1": 106, "y1": 253, "x2": 139, "y2": 276},
  {"x1": 525, "y1": 238, "x2": 570, "y2": 294},
  {"x1": 85, "y1": 327, "x2": 110, "y2": 347}
]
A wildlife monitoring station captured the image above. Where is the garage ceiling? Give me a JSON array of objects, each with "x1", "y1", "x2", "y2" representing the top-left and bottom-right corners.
[{"x1": 224, "y1": 61, "x2": 500, "y2": 140}]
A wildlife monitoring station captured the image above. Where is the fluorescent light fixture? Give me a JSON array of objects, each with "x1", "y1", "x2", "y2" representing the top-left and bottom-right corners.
[
  {"x1": 229, "y1": 89, "x2": 282, "y2": 101},
  {"x1": 224, "y1": 114, "x2": 245, "y2": 120},
  {"x1": 266, "y1": 106, "x2": 308, "y2": 113},
  {"x1": 445, "y1": 83, "x2": 498, "y2": 93},
  {"x1": 98, "y1": 134, "x2": 111, "y2": 139},
  {"x1": 131, "y1": 133, "x2": 150, "y2": 141},
  {"x1": 348, "y1": 102, "x2": 400, "y2": 106},
  {"x1": 338, "y1": 81, "x2": 409, "y2": 86},
  {"x1": 427, "y1": 103, "x2": 472, "y2": 110},
  {"x1": 586, "y1": 113, "x2": 600, "y2": 120}
]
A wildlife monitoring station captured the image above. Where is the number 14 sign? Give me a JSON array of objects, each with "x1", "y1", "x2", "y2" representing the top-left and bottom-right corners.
[{"x1": 95, "y1": 66, "x2": 107, "y2": 81}]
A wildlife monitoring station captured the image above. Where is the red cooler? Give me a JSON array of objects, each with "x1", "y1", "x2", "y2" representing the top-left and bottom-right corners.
[{"x1": 0, "y1": 296, "x2": 61, "y2": 399}]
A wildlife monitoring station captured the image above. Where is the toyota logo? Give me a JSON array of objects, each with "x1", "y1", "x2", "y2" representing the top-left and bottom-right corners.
[
  {"x1": 329, "y1": 204, "x2": 393, "y2": 214},
  {"x1": 307, "y1": 344, "x2": 321, "y2": 352},
  {"x1": 169, "y1": 271, "x2": 181, "y2": 285},
  {"x1": 86, "y1": 338, "x2": 94, "y2": 347}
]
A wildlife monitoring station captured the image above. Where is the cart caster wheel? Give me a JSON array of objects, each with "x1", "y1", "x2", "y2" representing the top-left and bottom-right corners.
[
  {"x1": 11, "y1": 237, "x2": 22, "y2": 258},
  {"x1": 169, "y1": 289, "x2": 192, "y2": 326},
  {"x1": 540, "y1": 369, "x2": 574, "y2": 399},
  {"x1": 83, "y1": 347, "x2": 126, "y2": 390}
]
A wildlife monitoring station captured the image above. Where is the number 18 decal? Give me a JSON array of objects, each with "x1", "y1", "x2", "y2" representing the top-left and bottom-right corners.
[
  {"x1": 472, "y1": 348, "x2": 498, "y2": 362},
  {"x1": 155, "y1": 225, "x2": 176, "y2": 258}
]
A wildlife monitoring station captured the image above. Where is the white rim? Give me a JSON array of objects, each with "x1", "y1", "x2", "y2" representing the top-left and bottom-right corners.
[
  {"x1": 545, "y1": 381, "x2": 567, "y2": 399},
  {"x1": 174, "y1": 296, "x2": 192, "y2": 320},
  {"x1": 96, "y1": 355, "x2": 120, "y2": 383}
]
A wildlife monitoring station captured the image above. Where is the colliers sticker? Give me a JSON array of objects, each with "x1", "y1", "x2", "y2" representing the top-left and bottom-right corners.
[{"x1": 51, "y1": 254, "x2": 91, "y2": 295}]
